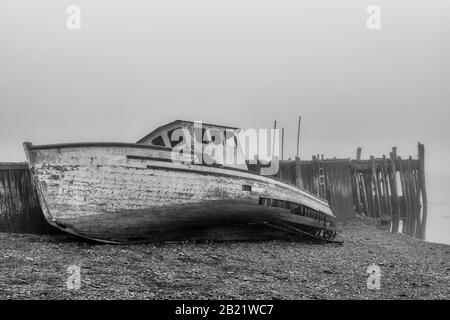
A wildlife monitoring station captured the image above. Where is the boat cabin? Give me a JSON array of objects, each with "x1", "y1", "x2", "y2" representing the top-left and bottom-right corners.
[{"x1": 137, "y1": 120, "x2": 249, "y2": 170}]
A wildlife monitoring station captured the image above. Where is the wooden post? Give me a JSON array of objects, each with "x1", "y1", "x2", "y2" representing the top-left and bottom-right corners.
[
  {"x1": 312, "y1": 155, "x2": 318, "y2": 196},
  {"x1": 296, "y1": 116, "x2": 301, "y2": 158},
  {"x1": 370, "y1": 156, "x2": 382, "y2": 218},
  {"x1": 360, "y1": 174, "x2": 370, "y2": 216},
  {"x1": 412, "y1": 168, "x2": 421, "y2": 238},
  {"x1": 375, "y1": 163, "x2": 385, "y2": 218},
  {"x1": 297, "y1": 116, "x2": 302, "y2": 157},
  {"x1": 352, "y1": 160, "x2": 362, "y2": 214},
  {"x1": 323, "y1": 160, "x2": 330, "y2": 202},
  {"x1": 295, "y1": 156, "x2": 302, "y2": 189},
  {"x1": 389, "y1": 151, "x2": 400, "y2": 232},
  {"x1": 382, "y1": 155, "x2": 392, "y2": 218},
  {"x1": 365, "y1": 172, "x2": 375, "y2": 217},
  {"x1": 392, "y1": 147, "x2": 397, "y2": 159},
  {"x1": 407, "y1": 157, "x2": 416, "y2": 236},
  {"x1": 398, "y1": 157, "x2": 410, "y2": 234},
  {"x1": 356, "y1": 147, "x2": 362, "y2": 160},
  {"x1": 410, "y1": 159, "x2": 421, "y2": 238},
  {"x1": 413, "y1": 160, "x2": 421, "y2": 237},
  {"x1": 272, "y1": 120, "x2": 277, "y2": 158},
  {"x1": 318, "y1": 156, "x2": 323, "y2": 198},
  {"x1": 418, "y1": 143, "x2": 428, "y2": 240}
]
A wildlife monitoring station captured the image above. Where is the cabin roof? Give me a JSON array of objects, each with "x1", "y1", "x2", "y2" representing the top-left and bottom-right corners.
[{"x1": 136, "y1": 120, "x2": 239, "y2": 143}]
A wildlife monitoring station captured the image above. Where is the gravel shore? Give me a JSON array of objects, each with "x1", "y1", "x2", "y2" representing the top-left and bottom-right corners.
[{"x1": 0, "y1": 216, "x2": 449, "y2": 299}]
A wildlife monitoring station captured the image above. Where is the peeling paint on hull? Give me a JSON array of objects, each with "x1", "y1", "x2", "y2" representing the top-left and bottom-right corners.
[{"x1": 23, "y1": 142, "x2": 336, "y2": 243}]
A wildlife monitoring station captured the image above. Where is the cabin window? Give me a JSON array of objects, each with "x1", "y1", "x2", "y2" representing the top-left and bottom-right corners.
[
  {"x1": 167, "y1": 128, "x2": 184, "y2": 147},
  {"x1": 151, "y1": 135, "x2": 165, "y2": 146},
  {"x1": 242, "y1": 185, "x2": 252, "y2": 191}
]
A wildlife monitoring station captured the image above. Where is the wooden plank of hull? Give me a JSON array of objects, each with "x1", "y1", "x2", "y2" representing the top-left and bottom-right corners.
[{"x1": 23, "y1": 142, "x2": 335, "y2": 243}]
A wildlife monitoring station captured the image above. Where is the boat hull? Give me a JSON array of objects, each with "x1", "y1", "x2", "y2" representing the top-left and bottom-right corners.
[{"x1": 24, "y1": 142, "x2": 336, "y2": 243}]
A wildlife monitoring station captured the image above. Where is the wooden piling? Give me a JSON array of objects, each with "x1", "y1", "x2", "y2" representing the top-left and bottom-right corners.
[
  {"x1": 418, "y1": 143, "x2": 428, "y2": 240},
  {"x1": 406, "y1": 156, "x2": 416, "y2": 235},
  {"x1": 364, "y1": 171, "x2": 375, "y2": 217},
  {"x1": 370, "y1": 156, "x2": 382, "y2": 218},
  {"x1": 397, "y1": 157, "x2": 410, "y2": 234},
  {"x1": 381, "y1": 155, "x2": 392, "y2": 219},
  {"x1": 376, "y1": 165, "x2": 385, "y2": 218},
  {"x1": 296, "y1": 116, "x2": 301, "y2": 158},
  {"x1": 356, "y1": 147, "x2": 362, "y2": 160},
  {"x1": 360, "y1": 173, "x2": 370, "y2": 216},
  {"x1": 295, "y1": 156, "x2": 302, "y2": 189},
  {"x1": 351, "y1": 160, "x2": 362, "y2": 214},
  {"x1": 312, "y1": 155, "x2": 319, "y2": 196},
  {"x1": 412, "y1": 168, "x2": 421, "y2": 238},
  {"x1": 389, "y1": 151, "x2": 400, "y2": 232}
]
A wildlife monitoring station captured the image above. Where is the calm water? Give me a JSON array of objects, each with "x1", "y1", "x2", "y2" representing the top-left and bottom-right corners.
[
  {"x1": 425, "y1": 201, "x2": 450, "y2": 245},
  {"x1": 424, "y1": 178, "x2": 450, "y2": 245}
]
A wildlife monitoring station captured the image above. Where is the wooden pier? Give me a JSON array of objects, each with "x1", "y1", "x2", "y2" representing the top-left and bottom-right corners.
[
  {"x1": 0, "y1": 163, "x2": 56, "y2": 234},
  {"x1": 350, "y1": 143, "x2": 428, "y2": 239},
  {"x1": 276, "y1": 143, "x2": 428, "y2": 239}
]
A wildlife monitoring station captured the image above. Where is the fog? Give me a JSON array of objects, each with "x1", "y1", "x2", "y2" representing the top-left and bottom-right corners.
[{"x1": 0, "y1": 1, "x2": 449, "y2": 242}]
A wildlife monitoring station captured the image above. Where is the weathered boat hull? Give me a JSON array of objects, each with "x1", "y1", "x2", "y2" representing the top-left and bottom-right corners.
[{"x1": 24, "y1": 142, "x2": 337, "y2": 243}]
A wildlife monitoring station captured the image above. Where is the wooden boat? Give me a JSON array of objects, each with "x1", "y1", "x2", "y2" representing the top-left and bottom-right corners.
[{"x1": 23, "y1": 120, "x2": 340, "y2": 243}]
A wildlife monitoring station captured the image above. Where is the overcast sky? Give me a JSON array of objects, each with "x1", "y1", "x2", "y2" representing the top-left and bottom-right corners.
[{"x1": 0, "y1": 0, "x2": 449, "y2": 201}]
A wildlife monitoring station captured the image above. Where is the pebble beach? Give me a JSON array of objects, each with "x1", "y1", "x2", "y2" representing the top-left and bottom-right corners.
[{"x1": 0, "y1": 216, "x2": 448, "y2": 299}]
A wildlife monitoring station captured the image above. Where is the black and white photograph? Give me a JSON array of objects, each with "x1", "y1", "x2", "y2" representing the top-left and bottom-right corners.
[{"x1": 0, "y1": 0, "x2": 449, "y2": 310}]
